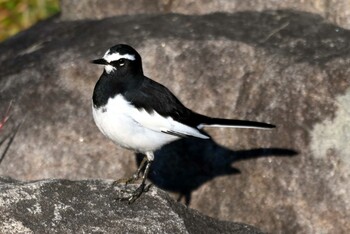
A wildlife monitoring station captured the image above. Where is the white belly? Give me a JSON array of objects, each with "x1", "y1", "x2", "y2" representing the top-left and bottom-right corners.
[{"x1": 92, "y1": 95, "x2": 179, "y2": 153}]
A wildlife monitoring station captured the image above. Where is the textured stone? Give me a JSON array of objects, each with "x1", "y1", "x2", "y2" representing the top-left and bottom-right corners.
[
  {"x1": 0, "y1": 177, "x2": 261, "y2": 233},
  {"x1": 60, "y1": 0, "x2": 350, "y2": 29},
  {"x1": 0, "y1": 10, "x2": 350, "y2": 233}
]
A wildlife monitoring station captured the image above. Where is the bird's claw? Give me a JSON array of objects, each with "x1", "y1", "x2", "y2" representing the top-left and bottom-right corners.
[{"x1": 115, "y1": 183, "x2": 152, "y2": 204}]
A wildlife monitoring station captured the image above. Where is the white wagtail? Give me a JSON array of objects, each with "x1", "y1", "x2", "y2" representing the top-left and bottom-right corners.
[{"x1": 91, "y1": 44, "x2": 275, "y2": 203}]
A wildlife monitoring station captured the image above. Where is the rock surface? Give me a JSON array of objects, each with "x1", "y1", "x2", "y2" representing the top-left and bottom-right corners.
[
  {"x1": 0, "y1": 177, "x2": 262, "y2": 233},
  {"x1": 60, "y1": 0, "x2": 350, "y2": 29},
  {"x1": 0, "y1": 8, "x2": 350, "y2": 234}
]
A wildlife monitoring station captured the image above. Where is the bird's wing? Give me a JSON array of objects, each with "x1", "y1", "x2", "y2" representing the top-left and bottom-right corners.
[
  {"x1": 124, "y1": 78, "x2": 209, "y2": 139},
  {"x1": 123, "y1": 77, "x2": 275, "y2": 137},
  {"x1": 127, "y1": 107, "x2": 209, "y2": 139}
]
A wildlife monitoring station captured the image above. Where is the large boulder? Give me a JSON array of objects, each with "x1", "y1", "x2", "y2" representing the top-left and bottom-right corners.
[
  {"x1": 0, "y1": 177, "x2": 261, "y2": 233},
  {"x1": 0, "y1": 9, "x2": 349, "y2": 233},
  {"x1": 60, "y1": 0, "x2": 350, "y2": 29}
]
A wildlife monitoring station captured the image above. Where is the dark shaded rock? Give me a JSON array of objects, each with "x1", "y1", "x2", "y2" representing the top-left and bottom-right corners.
[
  {"x1": 0, "y1": 177, "x2": 262, "y2": 233},
  {"x1": 0, "y1": 10, "x2": 350, "y2": 233},
  {"x1": 60, "y1": 0, "x2": 350, "y2": 29}
]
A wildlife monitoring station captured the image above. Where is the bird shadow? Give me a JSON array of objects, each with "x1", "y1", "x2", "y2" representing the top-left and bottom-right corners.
[{"x1": 135, "y1": 137, "x2": 297, "y2": 206}]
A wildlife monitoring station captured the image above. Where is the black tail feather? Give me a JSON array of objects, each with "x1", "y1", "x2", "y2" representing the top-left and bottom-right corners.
[{"x1": 198, "y1": 115, "x2": 276, "y2": 129}]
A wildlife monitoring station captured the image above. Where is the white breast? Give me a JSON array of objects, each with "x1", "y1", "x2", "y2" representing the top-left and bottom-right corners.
[{"x1": 92, "y1": 95, "x2": 179, "y2": 153}]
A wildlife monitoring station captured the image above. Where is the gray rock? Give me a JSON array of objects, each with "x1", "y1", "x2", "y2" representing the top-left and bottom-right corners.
[
  {"x1": 0, "y1": 177, "x2": 262, "y2": 233},
  {"x1": 0, "y1": 10, "x2": 350, "y2": 233},
  {"x1": 60, "y1": 0, "x2": 350, "y2": 29}
]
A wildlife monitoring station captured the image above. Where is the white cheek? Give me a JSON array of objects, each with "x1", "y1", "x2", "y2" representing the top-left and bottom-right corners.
[{"x1": 104, "y1": 65, "x2": 116, "y2": 73}]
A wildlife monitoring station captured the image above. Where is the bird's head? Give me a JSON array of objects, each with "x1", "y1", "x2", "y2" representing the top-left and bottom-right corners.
[{"x1": 91, "y1": 44, "x2": 143, "y2": 75}]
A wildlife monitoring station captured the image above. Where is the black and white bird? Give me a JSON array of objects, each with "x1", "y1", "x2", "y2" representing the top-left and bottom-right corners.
[{"x1": 91, "y1": 44, "x2": 275, "y2": 203}]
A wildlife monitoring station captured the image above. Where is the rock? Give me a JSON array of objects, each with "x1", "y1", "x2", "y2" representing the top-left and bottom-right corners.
[
  {"x1": 60, "y1": 0, "x2": 350, "y2": 29},
  {"x1": 0, "y1": 9, "x2": 350, "y2": 233},
  {"x1": 0, "y1": 177, "x2": 262, "y2": 233}
]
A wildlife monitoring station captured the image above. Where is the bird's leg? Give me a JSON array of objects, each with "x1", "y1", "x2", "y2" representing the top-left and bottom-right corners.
[
  {"x1": 114, "y1": 156, "x2": 147, "y2": 185},
  {"x1": 115, "y1": 159, "x2": 153, "y2": 204},
  {"x1": 125, "y1": 160, "x2": 153, "y2": 204},
  {"x1": 130, "y1": 156, "x2": 148, "y2": 182},
  {"x1": 115, "y1": 152, "x2": 154, "y2": 203}
]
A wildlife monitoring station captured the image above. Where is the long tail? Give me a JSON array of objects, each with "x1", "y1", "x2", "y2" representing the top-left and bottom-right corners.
[{"x1": 196, "y1": 114, "x2": 276, "y2": 130}]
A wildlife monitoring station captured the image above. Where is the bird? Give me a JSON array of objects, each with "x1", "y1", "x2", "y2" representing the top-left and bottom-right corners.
[{"x1": 91, "y1": 44, "x2": 275, "y2": 203}]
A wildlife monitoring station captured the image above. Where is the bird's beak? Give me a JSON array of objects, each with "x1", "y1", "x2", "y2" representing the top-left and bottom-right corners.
[{"x1": 91, "y1": 58, "x2": 109, "y2": 65}]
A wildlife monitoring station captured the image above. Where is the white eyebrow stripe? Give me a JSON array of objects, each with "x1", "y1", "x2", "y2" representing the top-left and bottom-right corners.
[{"x1": 103, "y1": 52, "x2": 135, "y2": 62}]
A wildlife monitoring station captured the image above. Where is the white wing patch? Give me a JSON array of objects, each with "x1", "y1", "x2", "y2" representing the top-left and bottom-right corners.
[{"x1": 131, "y1": 108, "x2": 210, "y2": 139}]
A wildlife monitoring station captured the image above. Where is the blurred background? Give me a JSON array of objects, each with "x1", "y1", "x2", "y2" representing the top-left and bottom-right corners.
[{"x1": 0, "y1": 0, "x2": 59, "y2": 41}]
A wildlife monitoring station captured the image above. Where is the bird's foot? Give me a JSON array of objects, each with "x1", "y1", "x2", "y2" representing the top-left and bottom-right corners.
[
  {"x1": 112, "y1": 157, "x2": 153, "y2": 204},
  {"x1": 115, "y1": 182, "x2": 152, "y2": 204}
]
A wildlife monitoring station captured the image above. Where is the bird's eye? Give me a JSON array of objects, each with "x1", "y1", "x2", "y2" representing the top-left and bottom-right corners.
[{"x1": 118, "y1": 59, "x2": 125, "y2": 66}]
